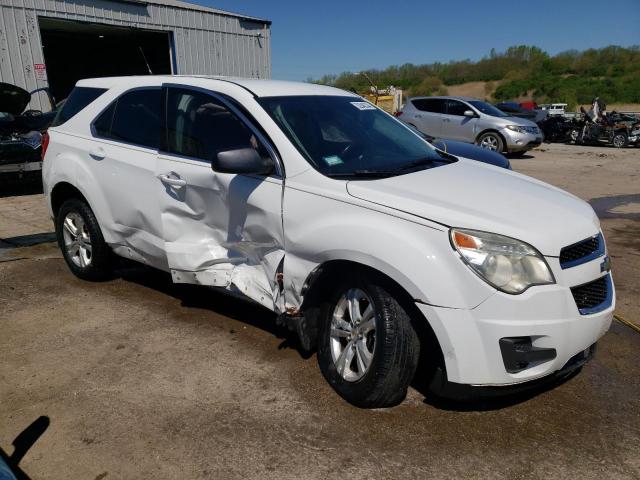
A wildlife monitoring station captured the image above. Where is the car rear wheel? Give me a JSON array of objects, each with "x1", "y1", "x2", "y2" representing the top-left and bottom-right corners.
[
  {"x1": 317, "y1": 272, "x2": 420, "y2": 408},
  {"x1": 56, "y1": 198, "x2": 112, "y2": 281},
  {"x1": 477, "y1": 132, "x2": 503, "y2": 152}
]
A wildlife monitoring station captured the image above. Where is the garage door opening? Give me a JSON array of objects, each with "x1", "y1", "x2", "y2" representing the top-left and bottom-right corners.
[{"x1": 39, "y1": 17, "x2": 173, "y2": 103}]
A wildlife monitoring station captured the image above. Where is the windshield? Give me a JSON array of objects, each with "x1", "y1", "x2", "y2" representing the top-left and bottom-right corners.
[
  {"x1": 469, "y1": 101, "x2": 508, "y2": 118},
  {"x1": 257, "y1": 95, "x2": 453, "y2": 178}
]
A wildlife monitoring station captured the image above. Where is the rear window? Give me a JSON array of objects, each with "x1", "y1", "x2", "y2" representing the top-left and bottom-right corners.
[
  {"x1": 92, "y1": 88, "x2": 162, "y2": 149},
  {"x1": 51, "y1": 87, "x2": 106, "y2": 127}
]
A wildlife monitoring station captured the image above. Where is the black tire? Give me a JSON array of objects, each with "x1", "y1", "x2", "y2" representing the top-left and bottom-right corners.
[
  {"x1": 55, "y1": 198, "x2": 112, "y2": 281},
  {"x1": 317, "y1": 271, "x2": 420, "y2": 408},
  {"x1": 612, "y1": 132, "x2": 629, "y2": 148},
  {"x1": 476, "y1": 132, "x2": 504, "y2": 152},
  {"x1": 570, "y1": 128, "x2": 581, "y2": 144}
]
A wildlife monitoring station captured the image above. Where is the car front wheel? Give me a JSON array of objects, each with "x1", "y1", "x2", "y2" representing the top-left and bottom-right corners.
[
  {"x1": 477, "y1": 132, "x2": 504, "y2": 152},
  {"x1": 612, "y1": 132, "x2": 629, "y2": 148},
  {"x1": 317, "y1": 272, "x2": 420, "y2": 408},
  {"x1": 56, "y1": 198, "x2": 112, "y2": 281}
]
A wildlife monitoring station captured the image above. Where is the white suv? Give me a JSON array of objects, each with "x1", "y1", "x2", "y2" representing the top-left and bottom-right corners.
[{"x1": 43, "y1": 76, "x2": 614, "y2": 408}]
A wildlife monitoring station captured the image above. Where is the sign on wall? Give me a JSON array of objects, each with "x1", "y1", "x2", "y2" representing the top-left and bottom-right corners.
[{"x1": 34, "y1": 63, "x2": 47, "y2": 81}]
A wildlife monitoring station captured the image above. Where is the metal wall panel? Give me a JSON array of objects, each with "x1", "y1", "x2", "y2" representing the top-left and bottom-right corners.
[{"x1": 0, "y1": 0, "x2": 271, "y2": 110}]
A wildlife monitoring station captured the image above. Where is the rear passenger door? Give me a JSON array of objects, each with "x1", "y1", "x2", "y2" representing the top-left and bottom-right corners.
[
  {"x1": 156, "y1": 86, "x2": 285, "y2": 312},
  {"x1": 91, "y1": 87, "x2": 166, "y2": 268},
  {"x1": 442, "y1": 99, "x2": 478, "y2": 142},
  {"x1": 410, "y1": 98, "x2": 445, "y2": 137}
]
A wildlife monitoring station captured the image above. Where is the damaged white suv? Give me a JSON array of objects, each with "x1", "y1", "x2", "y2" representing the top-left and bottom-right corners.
[{"x1": 43, "y1": 76, "x2": 614, "y2": 408}]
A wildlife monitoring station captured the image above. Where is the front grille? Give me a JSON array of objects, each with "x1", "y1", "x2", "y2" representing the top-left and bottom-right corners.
[
  {"x1": 571, "y1": 275, "x2": 611, "y2": 315},
  {"x1": 560, "y1": 233, "x2": 603, "y2": 269}
]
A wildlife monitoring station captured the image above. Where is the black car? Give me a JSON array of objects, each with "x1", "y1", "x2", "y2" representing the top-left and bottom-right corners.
[{"x1": 0, "y1": 83, "x2": 56, "y2": 184}]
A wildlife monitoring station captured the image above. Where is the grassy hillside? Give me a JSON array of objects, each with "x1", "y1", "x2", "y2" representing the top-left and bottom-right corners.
[{"x1": 313, "y1": 45, "x2": 640, "y2": 108}]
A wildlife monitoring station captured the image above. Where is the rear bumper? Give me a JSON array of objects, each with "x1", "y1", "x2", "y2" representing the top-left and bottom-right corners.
[
  {"x1": 416, "y1": 273, "x2": 614, "y2": 386},
  {"x1": 0, "y1": 160, "x2": 42, "y2": 174}
]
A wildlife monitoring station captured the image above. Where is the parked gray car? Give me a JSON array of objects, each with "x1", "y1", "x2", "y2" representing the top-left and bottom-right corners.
[{"x1": 397, "y1": 96, "x2": 543, "y2": 155}]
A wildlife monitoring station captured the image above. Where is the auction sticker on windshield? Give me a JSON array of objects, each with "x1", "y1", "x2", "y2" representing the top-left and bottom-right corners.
[
  {"x1": 323, "y1": 155, "x2": 344, "y2": 166},
  {"x1": 350, "y1": 101, "x2": 376, "y2": 110}
]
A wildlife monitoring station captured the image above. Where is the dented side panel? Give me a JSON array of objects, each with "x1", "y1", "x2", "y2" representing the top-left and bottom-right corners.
[{"x1": 155, "y1": 154, "x2": 285, "y2": 312}]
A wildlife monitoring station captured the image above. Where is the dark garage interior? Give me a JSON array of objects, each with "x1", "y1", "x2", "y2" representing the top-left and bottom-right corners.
[{"x1": 39, "y1": 17, "x2": 173, "y2": 103}]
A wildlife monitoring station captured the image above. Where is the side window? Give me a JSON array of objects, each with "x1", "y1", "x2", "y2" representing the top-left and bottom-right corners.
[
  {"x1": 411, "y1": 99, "x2": 445, "y2": 114},
  {"x1": 51, "y1": 87, "x2": 107, "y2": 127},
  {"x1": 93, "y1": 89, "x2": 161, "y2": 149},
  {"x1": 165, "y1": 88, "x2": 265, "y2": 161},
  {"x1": 445, "y1": 100, "x2": 469, "y2": 116}
]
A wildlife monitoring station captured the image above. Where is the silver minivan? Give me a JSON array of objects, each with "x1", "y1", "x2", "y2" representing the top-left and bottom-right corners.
[{"x1": 398, "y1": 96, "x2": 543, "y2": 155}]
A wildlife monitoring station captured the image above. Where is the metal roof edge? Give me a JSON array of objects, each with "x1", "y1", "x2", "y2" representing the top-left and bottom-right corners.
[{"x1": 125, "y1": 0, "x2": 272, "y2": 25}]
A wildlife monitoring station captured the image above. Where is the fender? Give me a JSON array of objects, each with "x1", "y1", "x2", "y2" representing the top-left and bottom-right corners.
[{"x1": 281, "y1": 182, "x2": 495, "y2": 312}]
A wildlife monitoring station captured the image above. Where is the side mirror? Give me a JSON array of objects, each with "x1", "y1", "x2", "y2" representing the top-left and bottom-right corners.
[
  {"x1": 463, "y1": 110, "x2": 476, "y2": 118},
  {"x1": 212, "y1": 147, "x2": 274, "y2": 175}
]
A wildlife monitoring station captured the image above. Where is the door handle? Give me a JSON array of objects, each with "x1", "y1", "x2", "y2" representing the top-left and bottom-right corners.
[
  {"x1": 442, "y1": 118, "x2": 450, "y2": 122},
  {"x1": 158, "y1": 173, "x2": 187, "y2": 187},
  {"x1": 89, "y1": 147, "x2": 105, "y2": 159},
  {"x1": 415, "y1": 114, "x2": 422, "y2": 118}
]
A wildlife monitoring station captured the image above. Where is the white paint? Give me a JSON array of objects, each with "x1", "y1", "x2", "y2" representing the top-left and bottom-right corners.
[{"x1": 43, "y1": 76, "x2": 614, "y2": 387}]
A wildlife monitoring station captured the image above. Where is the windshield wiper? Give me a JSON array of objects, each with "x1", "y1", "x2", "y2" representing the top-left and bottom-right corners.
[
  {"x1": 326, "y1": 169, "x2": 399, "y2": 178},
  {"x1": 326, "y1": 155, "x2": 455, "y2": 179}
]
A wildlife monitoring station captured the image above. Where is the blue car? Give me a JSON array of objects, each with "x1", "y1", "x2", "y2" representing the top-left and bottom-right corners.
[{"x1": 406, "y1": 125, "x2": 511, "y2": 169}]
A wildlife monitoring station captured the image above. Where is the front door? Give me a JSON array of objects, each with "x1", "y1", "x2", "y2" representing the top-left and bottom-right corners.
[
  {"x1": 156, "y1": 86, "x2": 285, "y2": 312},
  {"x1": 442, "y1": 99, "x2": 478, "y2": 142}
]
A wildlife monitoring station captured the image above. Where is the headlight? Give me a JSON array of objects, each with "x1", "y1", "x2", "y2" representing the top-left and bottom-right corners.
[
  {"x1": 506, "y1": 125, "x2": 539, "y2": 135},
  {"x1": 506, "y1": 125, "x2": 526, "y2": 134},
  {"x1": 450, "y1": 229, "x2": 555, "y2": 294}
]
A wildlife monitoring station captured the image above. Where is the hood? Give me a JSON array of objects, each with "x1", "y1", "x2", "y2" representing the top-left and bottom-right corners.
[
  {"x1": 0, "y1": 82, "x2": 30, "y2": 115},
  {"x1": 346, "y1": 160, "x2": 599, "y2": 256}
]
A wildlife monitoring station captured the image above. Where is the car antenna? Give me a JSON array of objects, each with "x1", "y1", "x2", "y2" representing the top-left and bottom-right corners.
[{"x1": 139, "y1": 46, "x2": 153, "y2": 75}]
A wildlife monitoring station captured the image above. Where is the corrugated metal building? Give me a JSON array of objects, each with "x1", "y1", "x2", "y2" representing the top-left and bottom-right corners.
[{"x1": 0, "y1": 0, "x2": 271, "y2": 110}]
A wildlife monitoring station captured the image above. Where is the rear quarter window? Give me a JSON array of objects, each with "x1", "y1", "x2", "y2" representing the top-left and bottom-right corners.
[
  {"x1": 92, "y1": 88, "x2": 162, "y2": 149},
  {"x1": 50, "y1": 87, "x2": 107, "y2": 127}
]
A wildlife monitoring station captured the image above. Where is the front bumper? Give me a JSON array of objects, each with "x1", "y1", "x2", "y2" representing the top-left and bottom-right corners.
[
  {"x1": 417, "y1": 269, "x2": 614, "y2": 386},
  {"x1": 501, "y1": 129, "x2": 543, "y2": 152}
]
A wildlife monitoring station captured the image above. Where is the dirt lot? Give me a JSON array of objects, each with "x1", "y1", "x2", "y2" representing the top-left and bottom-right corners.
[{"x1": 1, "y1": 143, "x2": 639, "y2": 480}]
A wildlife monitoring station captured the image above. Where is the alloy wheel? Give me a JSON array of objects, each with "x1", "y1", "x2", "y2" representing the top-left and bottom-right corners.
[
  {"x1": 613, "y1": 134, "x2": 626, "y2": 148},
  {"x1": 62, "y1": 212, "x2": 93, "y2": 268},
  {"x1": 480, "y1": 135, "x2": 499, "y2": 151},
  {"x1": 329, "y1": 288, "x2": 376, "y2": 382}
]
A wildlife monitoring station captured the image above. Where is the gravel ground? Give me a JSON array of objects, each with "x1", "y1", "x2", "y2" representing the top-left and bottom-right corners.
[{"x1": 1, "y1": 143, "x2": 639, "y2": 480}]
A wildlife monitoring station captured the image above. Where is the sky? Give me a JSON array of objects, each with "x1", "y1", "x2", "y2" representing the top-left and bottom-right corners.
[{"x1": 190, "y1": 0, "x2": 640, "y2": 81}]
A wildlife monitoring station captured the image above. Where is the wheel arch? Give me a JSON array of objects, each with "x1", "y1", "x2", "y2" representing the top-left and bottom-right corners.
[
  {"x1": 476, "y1": 129, "x2": 507, "y2": 151},
  {"x1": 300, "y1": 259, "x2": 446, "y2": 379},
  {"x1": 50, "y1": 182, "x2": 90, "y2": 217}
]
